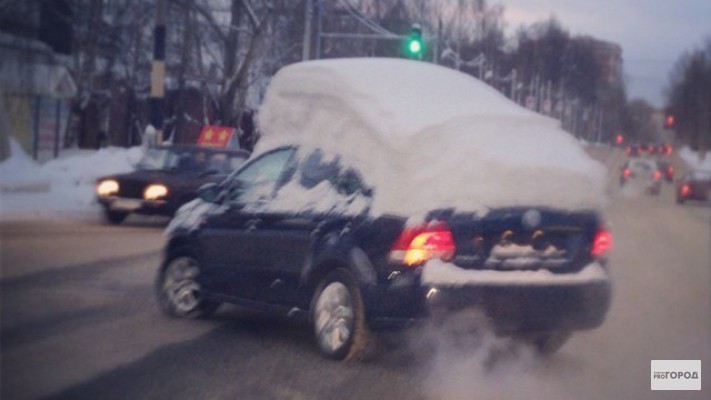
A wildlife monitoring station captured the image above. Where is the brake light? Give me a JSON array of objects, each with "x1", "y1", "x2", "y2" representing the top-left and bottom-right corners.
[
  {"x1": 666, "y1": 145, "x2": 673, "y2": 155},
  {"x1": 623, "y1": 168, "x2": 631, "y2": 178},
  {"x1": 592, "y1": 230, "x2": 613, "y2": 257},
  {"x1": 681, "y1": 184, "x2": 691, "y2": 196},
  {"x1": 389, "y1": 222, "x2": 456, "y2": 266},
  {"x1": 654, "y1": 170, "x2": 661, "y2": 181}
]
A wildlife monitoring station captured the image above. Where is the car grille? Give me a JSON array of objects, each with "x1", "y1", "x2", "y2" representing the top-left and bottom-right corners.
[{"x1": 117, "y1": 181, "x2": 146, "y2": 199}]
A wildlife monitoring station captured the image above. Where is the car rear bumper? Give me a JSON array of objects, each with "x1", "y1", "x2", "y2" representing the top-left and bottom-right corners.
[
  {"x1": 423, "y1": 279, "x2": 611, "y2": 333},
  {"x1": 98, "y1": 196, "x2": 172, "y2": 215},
  {"x1": 370, "y1": 261, "x2": 612, "y2": 333}
]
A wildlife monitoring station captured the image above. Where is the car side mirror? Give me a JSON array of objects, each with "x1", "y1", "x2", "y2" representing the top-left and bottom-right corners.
[{"x1": 197, "y1": 182, "x2": 221, "y2": 203}]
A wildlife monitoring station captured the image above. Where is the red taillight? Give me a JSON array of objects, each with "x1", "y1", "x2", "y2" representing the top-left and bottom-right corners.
[
  {"x1": 592, "y1": 230, "x2": 613, "y2": 257},
  {"x1": 389, "y1": 222, "x2": 456, "y2": 266},
  {"x1": 623, "y1": 168, "x2": 631, "y2": 178},
  {"x1": 666, "y1": 145, "x2": 673, "y2": 155},
  {"x1": 681, "y1": 184, "x2": 691, "y2": 196},
  {"x1": 654, "y1": 170, "x2": 661, "y2": 181}
]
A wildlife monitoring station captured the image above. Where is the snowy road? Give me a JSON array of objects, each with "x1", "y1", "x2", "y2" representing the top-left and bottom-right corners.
[{"x1": 1, "y1": 166, "x2": 709, "y2": 400}]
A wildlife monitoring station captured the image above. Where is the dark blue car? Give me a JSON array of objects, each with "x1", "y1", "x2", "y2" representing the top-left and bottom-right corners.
[{"x1": 155, "y1": 59, "x2": 613, "y2": 361}]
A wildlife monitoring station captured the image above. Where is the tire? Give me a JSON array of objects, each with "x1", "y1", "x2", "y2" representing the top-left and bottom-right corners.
[
  {"x1": 533, "y1": 331, "x2": 571, "y2": 355},
  {"x1": 155, "y1": 254, "x2": 220, "y2": 319},
  {"x1": 311, "y1": 268, "x2": 372, "y2": 361},
  {"x1": 104, "y1": 209, "x2": 128, "y2": 225}
]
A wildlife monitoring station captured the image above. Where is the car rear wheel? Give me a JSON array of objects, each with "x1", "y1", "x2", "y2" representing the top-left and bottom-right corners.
[
  {"x1": 156, "y1": 255, "x2": 219, "y2": 318},
  {"x1": 311, "y1": 268, "x2": 372, "y2": 361},
  {"x1": 104, "y1": 209, "x2": 128, "y2": 225}
]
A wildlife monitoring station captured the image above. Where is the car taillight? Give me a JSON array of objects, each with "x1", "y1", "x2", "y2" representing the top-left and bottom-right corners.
[
  {"x1": 681, "y1": 184, "x2": 691, "y2": 196},
  {"x1": 389, "y1": 222, "x2": 456, "y2": 266},
  {"x1": 592, "y1": 229, "x2": 613, "y2": 257},
  {"x1": 654, "y1": 170, "x2": 661, "y2": 181},
  {"x1": 623, "y1": 168, "x2": 631, "y2": 178}
]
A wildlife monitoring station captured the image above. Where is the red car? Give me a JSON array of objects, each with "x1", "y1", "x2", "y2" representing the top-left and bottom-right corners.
[{"x1": 676, "y1": 170, "x2": 711, "y2": 204}]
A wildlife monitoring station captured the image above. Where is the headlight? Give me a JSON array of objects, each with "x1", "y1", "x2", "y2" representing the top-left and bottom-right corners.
[
  {"x1": 97, "y1": 180, "x2": 119, "y2": 196},
  {"x1": 144, "y1": 184, "x2": 168, "y2": 200}
]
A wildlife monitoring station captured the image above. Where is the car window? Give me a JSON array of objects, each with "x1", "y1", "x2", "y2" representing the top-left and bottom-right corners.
[
  {"x1": 227, "y1": 148, "x2": 295, "y2": 204},
  {"x1": 630, "y1": 160, "x2": 653, "y2": 172},
  {"x1": 299, "y1": 150, "x2": 340, "y2": 189},
  {"x1": 691, "y1": 171, "x2": 711, "y2": 181},
  {"x1": 226, "y1": 155, "x2": 248, "y2": 172},
  {"x1": 206, "y1": 153, "x2": 227, "y2": 172},
  {"x1": 137, "y1": 148, "x2": 171, "y2": 170}
]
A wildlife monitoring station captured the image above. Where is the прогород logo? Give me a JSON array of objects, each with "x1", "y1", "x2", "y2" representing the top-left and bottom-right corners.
[{"x1": 651, "y1": 360, "x2": 701, "y2": 390}]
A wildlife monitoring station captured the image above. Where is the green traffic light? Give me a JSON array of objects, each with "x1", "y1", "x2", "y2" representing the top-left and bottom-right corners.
[{"x1": 408, "y1": 39, "x2": 422, "y2": 54}]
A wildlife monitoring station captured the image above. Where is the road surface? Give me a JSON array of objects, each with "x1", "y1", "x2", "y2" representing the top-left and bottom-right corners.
[{"x1": 1, "y1": 152, "x2": 709, "y2": 400}]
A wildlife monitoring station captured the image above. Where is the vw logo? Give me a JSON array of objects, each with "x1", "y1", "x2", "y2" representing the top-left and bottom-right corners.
[{"x1": 522, "y1": 209, "x2": 542, "y2": 230}]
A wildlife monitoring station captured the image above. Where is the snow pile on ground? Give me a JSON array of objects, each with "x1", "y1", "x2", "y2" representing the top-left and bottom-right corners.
[
  {"x1": 679, "y1": 146, "x2": 711, "y2": 170},
  {"x1": 257, "y1": 58, "x2": 607, "y2": 217},
  {"x1": 0, "y1": 138, "x2": 143, "y2": 219}
]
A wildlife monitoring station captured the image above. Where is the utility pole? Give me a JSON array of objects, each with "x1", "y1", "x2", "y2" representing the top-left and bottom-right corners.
[
  {"x1": 150, "y1": 0, "x2": 166, "y2": 145},
  {"x1": 315, "y1": 0, "x2": 322, "y2": 59},
  {"x1": 302, "y1": 0, "x2": 313, "y2": 61}
]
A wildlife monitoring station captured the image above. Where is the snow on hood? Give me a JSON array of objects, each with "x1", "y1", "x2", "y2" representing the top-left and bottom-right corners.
[{"x1": 256, "y1": 58, "x2": 606, "y2": 217}]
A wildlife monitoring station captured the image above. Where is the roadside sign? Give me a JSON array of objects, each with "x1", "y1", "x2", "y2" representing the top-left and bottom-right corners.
[{"x1": 197, "y1": 126, "x2": 235, "y2": 148}]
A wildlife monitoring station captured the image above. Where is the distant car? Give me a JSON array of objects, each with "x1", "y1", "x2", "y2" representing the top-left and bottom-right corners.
[
  {"x1": 625, "y1": 144, "x2": 641, "y2": 157},
  {"x1": 620, "y1": 158, "x2": 662, "y2": 195},
  {"x1": 676, "y1": 170, "x2": 711, "y2": 204},
  {"x1": 96, "y1": 145, "x2": 249, "y2": 224},
  {"x1": 156, "y1": 58, "x2": 612, "y2": 360},
  {"x1": 656, "y1": 160, "x2": 674, "y2": 182},
  {"x1": 663, "y1": 143, "x2": 673, "y2": 155}
]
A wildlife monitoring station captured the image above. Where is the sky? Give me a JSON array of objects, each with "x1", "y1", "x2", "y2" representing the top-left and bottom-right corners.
[{"x1": 499, "y1": 0, "x2": 710, "y2": 108}]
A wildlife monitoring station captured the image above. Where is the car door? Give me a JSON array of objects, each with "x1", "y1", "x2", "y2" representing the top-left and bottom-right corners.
[
  {"x1": 197, "y1": 147, "x2": 296, "y2": 301},
  {"x1": 259, "y1": 150, "x2": 372, "y2": 307}
]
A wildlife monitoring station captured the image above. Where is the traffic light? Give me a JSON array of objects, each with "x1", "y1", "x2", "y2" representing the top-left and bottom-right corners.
[{"x1": 407, "y1": 24, "x2": 423, "y2": 58}]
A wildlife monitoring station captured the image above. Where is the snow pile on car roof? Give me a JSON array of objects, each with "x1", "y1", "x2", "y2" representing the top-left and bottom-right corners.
[{"x1": 257, "y1": 58, "x2": 606, "y2": 217}]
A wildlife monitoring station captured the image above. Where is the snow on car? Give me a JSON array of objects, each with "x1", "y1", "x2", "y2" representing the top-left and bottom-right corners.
[
  {"x1": 256, "y1": 57, "x2": 607, "y2": 217},
  {"x1": 160, "y1": 58, "x2": 613, "y2": 360}
]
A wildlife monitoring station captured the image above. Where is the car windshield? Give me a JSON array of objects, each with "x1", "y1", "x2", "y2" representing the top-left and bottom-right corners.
[
  {"x1": 137, "y1": 147, "x2": 242, "y2": 173},
  {"x1": 136, "y1": 148, "x2": 174, "y2": 171},
  {"x1": 691, "y1": 170, "x2": 711, "y2": 180}
]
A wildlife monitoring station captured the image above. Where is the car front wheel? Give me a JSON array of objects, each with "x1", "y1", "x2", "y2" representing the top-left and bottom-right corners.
[
  {"x1": 311, "y1": 268, "x2": 372, "y2": 361},
  {"x1": 156, "y1": 255, "x2": 219, "y2": 318}
]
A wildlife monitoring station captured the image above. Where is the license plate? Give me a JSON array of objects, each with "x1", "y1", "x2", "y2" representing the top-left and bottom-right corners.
[{"x1": 110, "y1": 198, "x2": 142, "y2": 211}]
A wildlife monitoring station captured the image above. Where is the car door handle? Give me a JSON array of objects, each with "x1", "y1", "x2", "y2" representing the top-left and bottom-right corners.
[{"x1": 245, "y1": 218, "x2": 261, "y2": 231}]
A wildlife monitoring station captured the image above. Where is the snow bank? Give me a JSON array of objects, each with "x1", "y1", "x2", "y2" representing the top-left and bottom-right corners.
[
  {"x1": 0, "y1": 137, "x2": 143, "y2": 219},
  {"x1": 679, "y1": 146, "x2": 711, "y2": 171},
  {"x1": 257, "y1": 58, "x2": 606, "y2": 217}
]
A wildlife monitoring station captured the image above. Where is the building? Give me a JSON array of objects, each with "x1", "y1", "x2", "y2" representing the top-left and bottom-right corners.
[{"x1": 0, "y1": 1, "x2": 76, "y2": 162}]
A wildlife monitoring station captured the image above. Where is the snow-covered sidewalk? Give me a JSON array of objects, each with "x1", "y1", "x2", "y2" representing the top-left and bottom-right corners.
[{"x1": 0, "y1": 139, "x2": 143, "y2": 221}]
